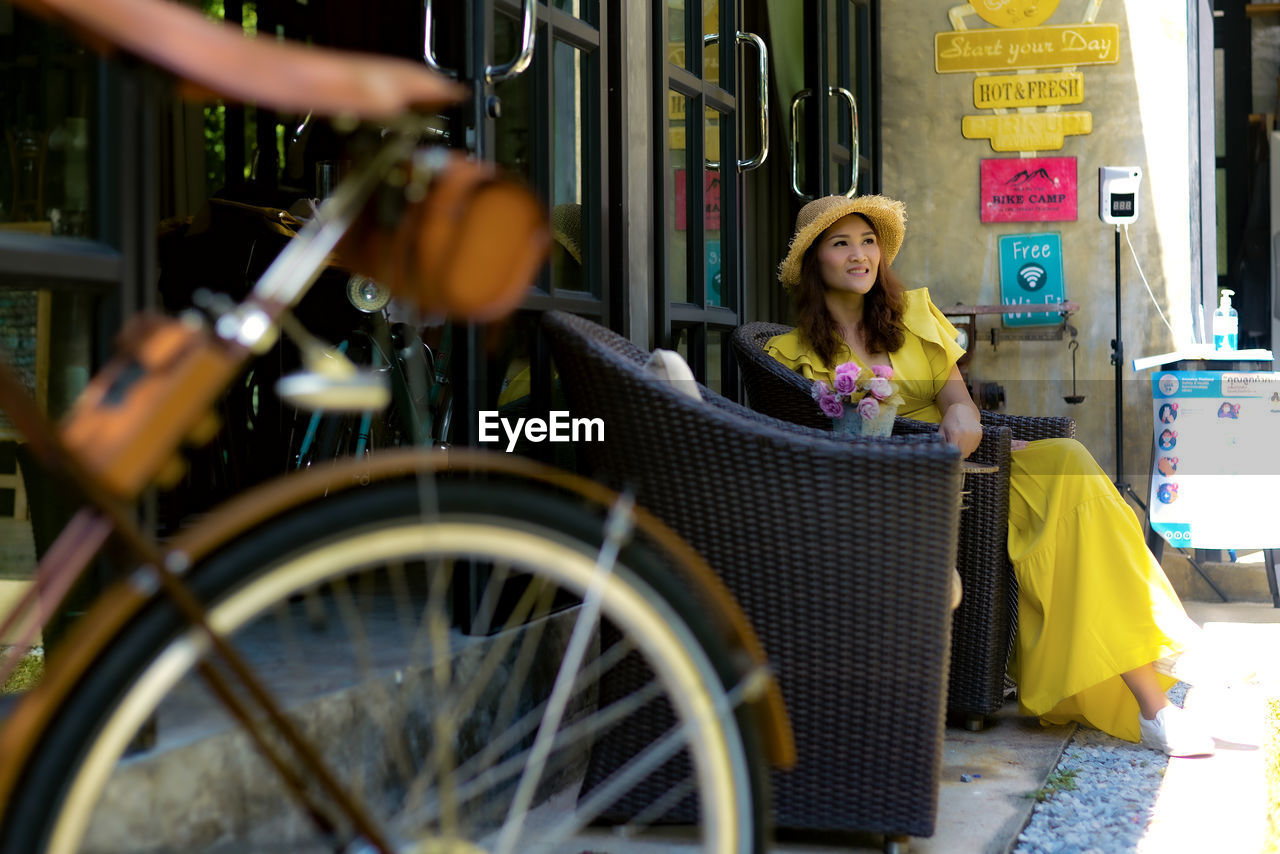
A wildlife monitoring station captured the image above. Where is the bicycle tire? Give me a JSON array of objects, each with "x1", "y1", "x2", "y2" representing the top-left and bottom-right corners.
[{"x1": 0, "y1": 479, "x2": 768, "y2": 853}]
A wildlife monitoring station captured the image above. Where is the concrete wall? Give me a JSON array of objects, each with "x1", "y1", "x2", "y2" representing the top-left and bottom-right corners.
[{"x1": 879, "y1": 0, "x2": 1197, "y2": 494}]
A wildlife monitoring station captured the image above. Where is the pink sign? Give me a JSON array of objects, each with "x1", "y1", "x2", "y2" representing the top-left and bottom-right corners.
[
  {"x1": 674, "y1": 170, "x2": 721, "y2": 231},
  {"x1": 980, "y1": 157, "x2": 1077, "y2": 223}
]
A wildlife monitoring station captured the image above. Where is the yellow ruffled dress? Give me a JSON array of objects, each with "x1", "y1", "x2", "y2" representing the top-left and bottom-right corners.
[{"x1": 766, "y1": 288, "x2": 1199, "y2": 742}]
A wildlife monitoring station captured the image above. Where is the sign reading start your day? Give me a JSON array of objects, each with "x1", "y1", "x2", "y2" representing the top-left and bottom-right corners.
[{"x1": 935, "y1": 23, "x2": 1120, "y2": 73}]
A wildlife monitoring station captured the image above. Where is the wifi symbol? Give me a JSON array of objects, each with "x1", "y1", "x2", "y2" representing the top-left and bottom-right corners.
[{"x1": 1017, "y1": 263, "x2": 1047, "y2": 291}]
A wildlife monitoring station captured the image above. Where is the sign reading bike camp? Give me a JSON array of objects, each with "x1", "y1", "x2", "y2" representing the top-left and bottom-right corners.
[
  {"x1": 981, "y1": 157, "x2": 1076, "y2": 223},
  {"x1": 937, "y1": 2, "x2": 1120, "y2": 155}
]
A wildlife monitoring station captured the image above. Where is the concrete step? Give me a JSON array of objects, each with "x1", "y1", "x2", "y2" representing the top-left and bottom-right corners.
[
  {"x1": 83, "y1": 608, "x2": 583, "y2": 853},
  {"x1": 1161, "y1": 549, "x2": 1278, "y2": 604}
]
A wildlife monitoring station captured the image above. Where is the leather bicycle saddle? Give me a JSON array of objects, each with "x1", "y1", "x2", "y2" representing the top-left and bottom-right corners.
[{"x1": 10, "y1": 0, "x2": 466, "y2": 118}]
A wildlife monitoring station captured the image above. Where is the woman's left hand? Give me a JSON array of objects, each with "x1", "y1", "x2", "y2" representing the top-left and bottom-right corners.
[{"x1": 938, "y1": 403, "x2": 983, "y2": 458}]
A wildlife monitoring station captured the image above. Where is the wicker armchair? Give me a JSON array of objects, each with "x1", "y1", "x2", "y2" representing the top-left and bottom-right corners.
[
  {"x1": 543, "y1": 310, "x2": 964, "y2": 846},
  {"x1": 730, "y1": 321, "x2": 1076, "y2": 730}
]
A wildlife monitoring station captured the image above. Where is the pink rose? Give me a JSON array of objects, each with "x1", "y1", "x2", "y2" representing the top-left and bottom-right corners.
[
  {"x1": 811, "y1": 379, "x2": 832, "y2": 402},
  {"x1": 857, "y1": 396, "x2": 880, "y2": 420},
  {"x1": 871, "y1": 364, "x2": 894, "y2": 380},
  {"x1": 867, "y1": 377, "x2": 893, "y2": 400},
  {"x1": 818, "y1": 393, "x2": 845, "y2": 418},
  {"x1": 833, "y1": 370, "x2": 857, "y2": 396}
]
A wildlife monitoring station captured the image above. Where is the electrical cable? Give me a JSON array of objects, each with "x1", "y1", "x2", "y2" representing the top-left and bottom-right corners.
[{"x1": 1123, "y1": 223, "x2": 1177, "y2": 340}]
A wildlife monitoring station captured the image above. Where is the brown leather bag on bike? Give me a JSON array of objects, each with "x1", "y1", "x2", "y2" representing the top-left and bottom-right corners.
[{"x1": 336, "y1": 151, "x2": 552, "y2": 323}]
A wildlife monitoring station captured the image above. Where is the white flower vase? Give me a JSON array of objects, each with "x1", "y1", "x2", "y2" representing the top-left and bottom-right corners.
[{"x1": 832, "y1": 403, "x2": 898, "y2": 438}]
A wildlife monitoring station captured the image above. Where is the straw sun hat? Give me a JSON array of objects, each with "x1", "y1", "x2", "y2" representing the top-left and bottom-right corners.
[{"x1": 778, "y1": 194, "x2": 907, "y2": 288}]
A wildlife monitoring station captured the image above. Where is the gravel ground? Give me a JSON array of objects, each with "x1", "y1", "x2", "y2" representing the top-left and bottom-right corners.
[{"x1": 1012, "y1": 683, "x2": 1189, "y2": 854}]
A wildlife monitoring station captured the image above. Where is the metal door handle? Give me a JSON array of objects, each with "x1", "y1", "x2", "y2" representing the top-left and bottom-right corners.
[
  {"x1": 423, "y1": 0, "x2": 457, "y2": 77},
  {"x1": 486, "y1": 0, "x2": 537, "y2": 84},
  {"x1": 789, "y1": 88, "x2": 815, "y2": 198},
  {"x1": 703, "y1": 31, "x2": 770, "y2": 171},
  {"x1": 831, "y1": 85, "x2": 859, "y2": 197},
  {"x1": 789, "y1": 86, "x2": 861, "y2": 199}
]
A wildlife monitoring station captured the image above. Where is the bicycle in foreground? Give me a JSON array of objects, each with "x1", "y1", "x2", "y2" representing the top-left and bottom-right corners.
[{"x1": 0, "y1": 0, "x2": 793, "y2": 850}]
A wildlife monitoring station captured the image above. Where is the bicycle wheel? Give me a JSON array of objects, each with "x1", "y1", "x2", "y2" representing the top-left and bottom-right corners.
[{"x1": 0, "y1": 479, "x2": 768, "y2": 853}]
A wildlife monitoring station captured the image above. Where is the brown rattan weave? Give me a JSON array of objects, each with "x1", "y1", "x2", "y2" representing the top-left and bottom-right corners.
[
  {"x1": 730, "y1": 321, "x2": 1076, "y2": 726},
  {"x1": 543, "y1": 310, "x2": 964, "y2": 840}
]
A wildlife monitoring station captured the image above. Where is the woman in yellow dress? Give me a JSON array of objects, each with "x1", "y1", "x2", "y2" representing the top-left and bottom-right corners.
[{"x1": 767, "y1": 194, "x2": 1213, "y2": 756}]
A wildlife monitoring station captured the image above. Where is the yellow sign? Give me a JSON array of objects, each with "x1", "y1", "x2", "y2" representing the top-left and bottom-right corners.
[
  {"x1": 968, "y1": 0, "x2": 1061, "y2": 29},
  {"x1": 974, "y1": 71, "x2": 1083, "y2": 109},
  {"x1": 936, "y1": 23, "x2": 1120, "y2": 73},
  {"x1": 668, "y1": 117, "x2": 720, "y2": 153},
  {"x1": 962, "y1": 111, "x2": 1092, "y2": 151}
]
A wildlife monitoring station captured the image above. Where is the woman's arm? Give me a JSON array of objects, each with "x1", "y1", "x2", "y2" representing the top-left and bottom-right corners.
[{"x1": 935, "y1": 365, "x2": 982, "y2": 458}]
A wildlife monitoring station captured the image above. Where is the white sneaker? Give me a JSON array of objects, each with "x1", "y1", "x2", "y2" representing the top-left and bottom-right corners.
[{"x1": 1139, "y1": 706, "x2": 1216, "y2": 757}]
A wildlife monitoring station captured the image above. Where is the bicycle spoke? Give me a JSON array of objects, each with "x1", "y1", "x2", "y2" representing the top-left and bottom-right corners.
[
  {"x1": 493, "y1": 493, "x2": 634, "y2": 854},
  {"x1": 402, "y1": 639, "x2": 649, "y2": 831},
  {"x1": 526, "y1": 674, "x2": 759, "y2": 851},
  {"x1": 395, "y1": 573, "x2": 563, "y2": 827}
]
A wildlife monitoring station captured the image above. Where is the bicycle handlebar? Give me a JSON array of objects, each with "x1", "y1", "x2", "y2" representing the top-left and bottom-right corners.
[{"x1": 11, "y1": 0, "x2": 467, "y2": 118}]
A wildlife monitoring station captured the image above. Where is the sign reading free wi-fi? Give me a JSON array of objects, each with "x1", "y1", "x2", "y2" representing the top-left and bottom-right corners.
[{"x1": 998, "y1": 232, "x2": 1065, "y2": 327}]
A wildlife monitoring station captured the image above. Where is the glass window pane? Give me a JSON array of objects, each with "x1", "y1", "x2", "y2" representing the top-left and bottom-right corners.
[
  {"x1": 551, "y1": 40, "x2": 588, "y2": 294},
  {"x1": 673, "y1": 326, "x2": 690, "y2": 364},
  {"x1": 668, "y1": 0, "x2": 686, "y2": 71},
  {"x1": 668, "y1": 91, "x2": 689, "y2": 304},
  {"x1": 1216, "y1": 167, "x2": 1227, "y2": 277},
  {"x1": 0, "y1": 288, "x2": 95, "y2": 581},
  {"x1": 705, "y1": 107, "x2": 723, "y2": 307},
  {"x1": 706, "y1": 328, "x2": 724, "y2": 394},
  {"x1": 702, "y1": 0, "x2": 719, "y2": 87},
  {"x1": 1214, "y1": 47, "x2": 1225, "y2": 157},
  {"x1": 0, "y1": 6, "x2": 100, "y2": 238},
  {"x1": 494, "y1": 12, "x2": 534, "y2": 184},
  {"x1": 554, "y1": 0, "x2": 598, "y2": 22}
]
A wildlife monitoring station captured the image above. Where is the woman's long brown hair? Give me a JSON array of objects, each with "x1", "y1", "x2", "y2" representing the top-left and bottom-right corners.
[{"x1": 793, "y1": 213, "x2": 907, "y2": 368}]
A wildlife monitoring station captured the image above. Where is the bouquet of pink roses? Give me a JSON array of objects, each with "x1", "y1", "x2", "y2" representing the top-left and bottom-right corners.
[{"x1": 811, "y1": 362, "x2": 904, "y2": 421}]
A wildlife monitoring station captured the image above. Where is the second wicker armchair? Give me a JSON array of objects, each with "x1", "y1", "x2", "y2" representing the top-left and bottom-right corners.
[{"x1": 730, "y1": 320, "x2": 1076, "y2": 731}]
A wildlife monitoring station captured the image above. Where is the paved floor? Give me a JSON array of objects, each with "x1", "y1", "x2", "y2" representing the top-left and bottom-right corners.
[
  {"x1": 753, "y1": 599, "x2": 1280, "y2": 854},
  {"x1": 1137, "y1": 601, "x2": 1280, "y2": 854}
]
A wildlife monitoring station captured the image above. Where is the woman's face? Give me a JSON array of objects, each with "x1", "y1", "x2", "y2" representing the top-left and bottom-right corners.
[{"x1": 816, "y1": 213, "x2": 880, "y2": 296}]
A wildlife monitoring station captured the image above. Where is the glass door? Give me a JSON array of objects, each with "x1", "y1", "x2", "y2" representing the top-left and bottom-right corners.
[
  {"x1": 425, "y1": 0, "x2": 611, "y2": 450},
  {"x1": 791, "y1": 0, "x2": 876, "y2": 201},
  {"x1": 741, "y1": 0, "x2": 879, "y2": 329},
  {"x1": 656, "y1": 0, "x2": 769, "y2": 393}
]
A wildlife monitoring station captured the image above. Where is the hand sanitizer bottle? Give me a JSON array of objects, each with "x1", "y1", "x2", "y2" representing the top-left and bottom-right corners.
[{"x1": 1213, "y1": 289, "x2": 1238, "y2": 352}]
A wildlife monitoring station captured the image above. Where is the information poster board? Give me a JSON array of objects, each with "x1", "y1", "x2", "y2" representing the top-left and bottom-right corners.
[{"x1": 1149, "y1": 370, "x2": 1280, "y2": 549}]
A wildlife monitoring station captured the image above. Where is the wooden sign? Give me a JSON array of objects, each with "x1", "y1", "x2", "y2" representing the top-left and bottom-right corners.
[
  {"x1": 981, "y1": 157, "x2": 1076, "y2": 222},
  {"x1": 935, "y1": 23, "x2": 1120, "y2": 73},
  {"x1": 962, "y1": 111, "x2": 1091, "y2": 151},
  {"x1": 967, "y1": 0, "x2": 1061, "y2": 29},
  {"x1": 974, "y1": 71, "x2": 1083, "y2": 109}
]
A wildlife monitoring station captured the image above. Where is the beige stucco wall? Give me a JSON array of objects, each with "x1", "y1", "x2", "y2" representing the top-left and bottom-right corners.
[{"x1": 880, "y1": 0, "x2": 1195, "y2": 496}]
